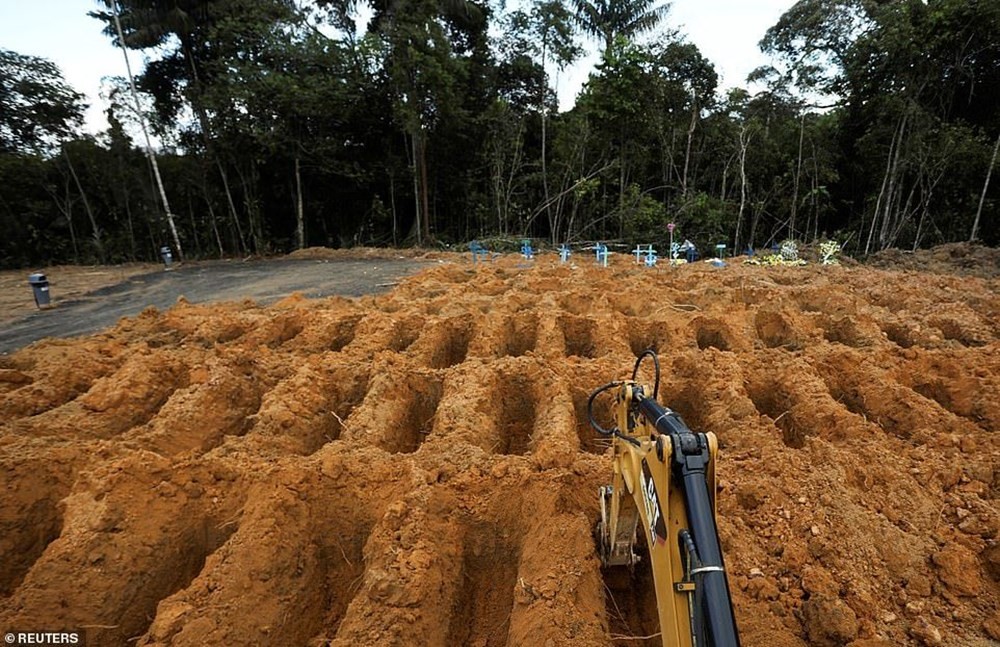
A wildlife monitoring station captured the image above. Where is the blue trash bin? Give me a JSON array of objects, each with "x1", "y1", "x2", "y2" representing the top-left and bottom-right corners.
[
  {"x1": 28, "y1": 272, "x2": 50, "y2": 308},
  {"x1": 161, "y1": 246, "x2": 174, "y2": 267}
]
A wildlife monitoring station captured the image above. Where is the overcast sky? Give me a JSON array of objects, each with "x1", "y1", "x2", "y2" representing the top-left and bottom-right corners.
[{"x1": 0, "y1": 0, "x2": 795, "y2": 132}]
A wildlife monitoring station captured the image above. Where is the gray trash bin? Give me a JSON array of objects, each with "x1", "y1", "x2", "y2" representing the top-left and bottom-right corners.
[
  {"x1": 28, "y1": 272, "x2": 50, "y2": 308},
  {"x1": 160, "y1": 246, "x2": 173, "y2": 267}
]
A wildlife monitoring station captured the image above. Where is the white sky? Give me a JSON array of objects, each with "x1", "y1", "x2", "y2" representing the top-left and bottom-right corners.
[
  {"x1": 0, "y1": 0, "x2": 795, "y2": 132},
  {"x1": 0, "y1": 0, "x2": 126, "y2": 133}
]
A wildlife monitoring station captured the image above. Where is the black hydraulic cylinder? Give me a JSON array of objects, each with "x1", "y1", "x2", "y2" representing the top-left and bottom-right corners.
[{"x1": 637, "y1": 396, "x2": 741, "y2": 647}]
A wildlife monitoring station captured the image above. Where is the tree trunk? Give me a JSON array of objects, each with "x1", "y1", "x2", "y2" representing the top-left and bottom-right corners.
[
  {"x1": 913, "y1": 173, "x2": 931, "y2": 251},
  {"x1": 149, "y1": 145, "x2": 182, "y2": 260},
  {"x1": 235, "y1": 162, "x2": 262, "y2": 253},
  {"x1": 619, "y1": 126, "x2": 628, "y2": 238},
  {"x1": 866, "y1": 114, "x2": 905, "y2": 255},
  {"x1": 418, "y1": 132, "x2": 431, "y2": 242},
  {"x1": 47, "y1": 177, "x2": 80, "y2": 263},
  {"x1": 734, "y1": 125, "x2": 752, "y2": 252},
  {"x1": 389, "y1": 172, "x2": 398, "y2": 247},
  {"x1": 888, "y1": 178, "x2": 918, "y2": 249},
  {"x1": 540, "y1": 37, "x2": 552, "y2": 239},
  {"x1": 749, "y1": 198, "x2": 767, "y2": 250},
  {"x1": 668, "y1": 129, "x2": 680, "y2": 188},
  {"x1": 720, "y1": 153, "x2": 733, "y2": 203},
  {"x1": 124, "y1": 190, "x2": 137, "y2": 261},
  {"x1": 216, "y1": 160, "x2": 246, "y2": 254},
  {"x1": 47, "y1": 176, "x2": 81, "y2": 263},
  {"x1": 66, "y1": 179, "x2": 79, "y2": 263},
  {"x1": 177, "y1": 36, "x2": 247, "y2": 256},
  {"x1": 681, "y1": 96, "x2": 698, "y2": 198},
  {"x1": 111, "y1": 0, "x2": 182, "y2": 261},
  {"x1": 971, "y1": 131, "x2": 1000, "y2": 242},
  {"x1": 207, "y1": 200, "x2": 224, "y2": 257},
  {"x1": 295, "y1": 155, "x2": 305, "y2": 250},
  {"x1": 812, "y1": 141, "x2": 820, "y2": 241},
  {"x1": 790, "y1": 113, "x2": 805, "y2": 238},
  {"x1": 63, "y1": 149, "x2": 104, "y2": 263},
  {"x1": 185, "y1": 194, "x2": 201, "y2": 258},
  {"x1": 411, "y1": 133, "x2": 422, "y2": 245},
  {"x1": 509, "y1": 128, "x2": 524, "y2": 236},
  {"x1": 490, "y1": 128, "x2": 504, "y2": 235},
  {"x1": 879, "y1": 115, "x2": 907, "y2": 250}
]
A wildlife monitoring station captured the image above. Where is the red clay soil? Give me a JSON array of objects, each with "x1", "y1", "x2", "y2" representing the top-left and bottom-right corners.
[{"x1": 1, "y1": 252, "x2": 998, "y2": 647}]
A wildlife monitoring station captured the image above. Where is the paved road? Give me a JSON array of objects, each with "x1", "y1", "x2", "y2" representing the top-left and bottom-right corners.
[{"x1": 0, "y1": 258, "x2": 428, "y2": 354}]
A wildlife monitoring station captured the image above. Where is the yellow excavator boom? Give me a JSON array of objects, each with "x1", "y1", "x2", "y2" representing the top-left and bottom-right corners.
[{"x1": 591, "y1": 351, "x2": 740, "y2": 647}]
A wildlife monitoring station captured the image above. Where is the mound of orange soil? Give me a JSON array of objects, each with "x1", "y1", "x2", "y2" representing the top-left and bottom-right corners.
[
  {"x1": 868, "y1": 242, "x2": 1000, "y2": 279},
  {"x1": 1, "y1": 253, "x2": 997, "y2": 646}
]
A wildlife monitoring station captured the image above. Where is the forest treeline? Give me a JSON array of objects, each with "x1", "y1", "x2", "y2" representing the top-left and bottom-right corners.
[{"x1": 1, "y1": 0, "x2": 999, "y2": 268}]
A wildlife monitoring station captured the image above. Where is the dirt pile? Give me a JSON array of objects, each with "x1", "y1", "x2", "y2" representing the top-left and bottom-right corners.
[
  {"x1": 868, "y1": 242, "x2": 1000, "y2": 279},
  {"x1": 1, "y1": 253, "x2": 998, "y2": 646}
]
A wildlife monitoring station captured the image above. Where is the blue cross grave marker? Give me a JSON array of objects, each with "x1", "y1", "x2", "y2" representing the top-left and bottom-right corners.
[
  {"x1": 595, "y1": 243, "x2": 609, "y2": 267},
  {"x1": 469, "y1": 240, "x2": 488, "y2": 265}
]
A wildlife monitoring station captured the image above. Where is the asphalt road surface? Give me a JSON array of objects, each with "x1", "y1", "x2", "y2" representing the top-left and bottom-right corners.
[{"x1": 0, "y1": 258, "x2": 428, "y2": 354}]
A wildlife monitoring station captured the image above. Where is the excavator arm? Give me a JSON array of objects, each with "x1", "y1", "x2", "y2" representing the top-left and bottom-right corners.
[{"x1": 591, "y1": 351, "x2": 740, "y2": 647}]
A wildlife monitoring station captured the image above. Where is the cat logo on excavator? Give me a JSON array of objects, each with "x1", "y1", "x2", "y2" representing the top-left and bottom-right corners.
[{"x1": 640, "y1": 459, "x2": 668, "y2": 545}]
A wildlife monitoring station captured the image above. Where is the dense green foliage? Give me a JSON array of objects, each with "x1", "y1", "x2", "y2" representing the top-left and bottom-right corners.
[{"x1": 1, "y1": 0, "x2": 998, "y2": 268}]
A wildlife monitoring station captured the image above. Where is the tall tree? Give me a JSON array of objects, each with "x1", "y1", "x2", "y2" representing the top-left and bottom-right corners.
[
  {"x1": 571, "y1": 0, "x2": 669, "y2": 56},
  {"x1": 202, "y1": 6, "x2": 359, "y2": 249},
  {"x1": 0, "y1": 50, "x2": 93, "y2": 264},
  {"x1": 762, "y1": 0, "x2": 1000, "y2": 251},
  {"x1": 0, "y1": 49, "x2": 85, "y2": 154},
  {"x1": 324, "y1": 0, "x2": 482, "y2": 243},
  {"x1": 510, "y1": 2, "x2": 579, "y2": 240},
  {"x1": 107, "y1": 0, "x2": 183, "y2": 260},
  {"x1": 90, "y1": 0, "x2": 298, "y2": 253}
]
